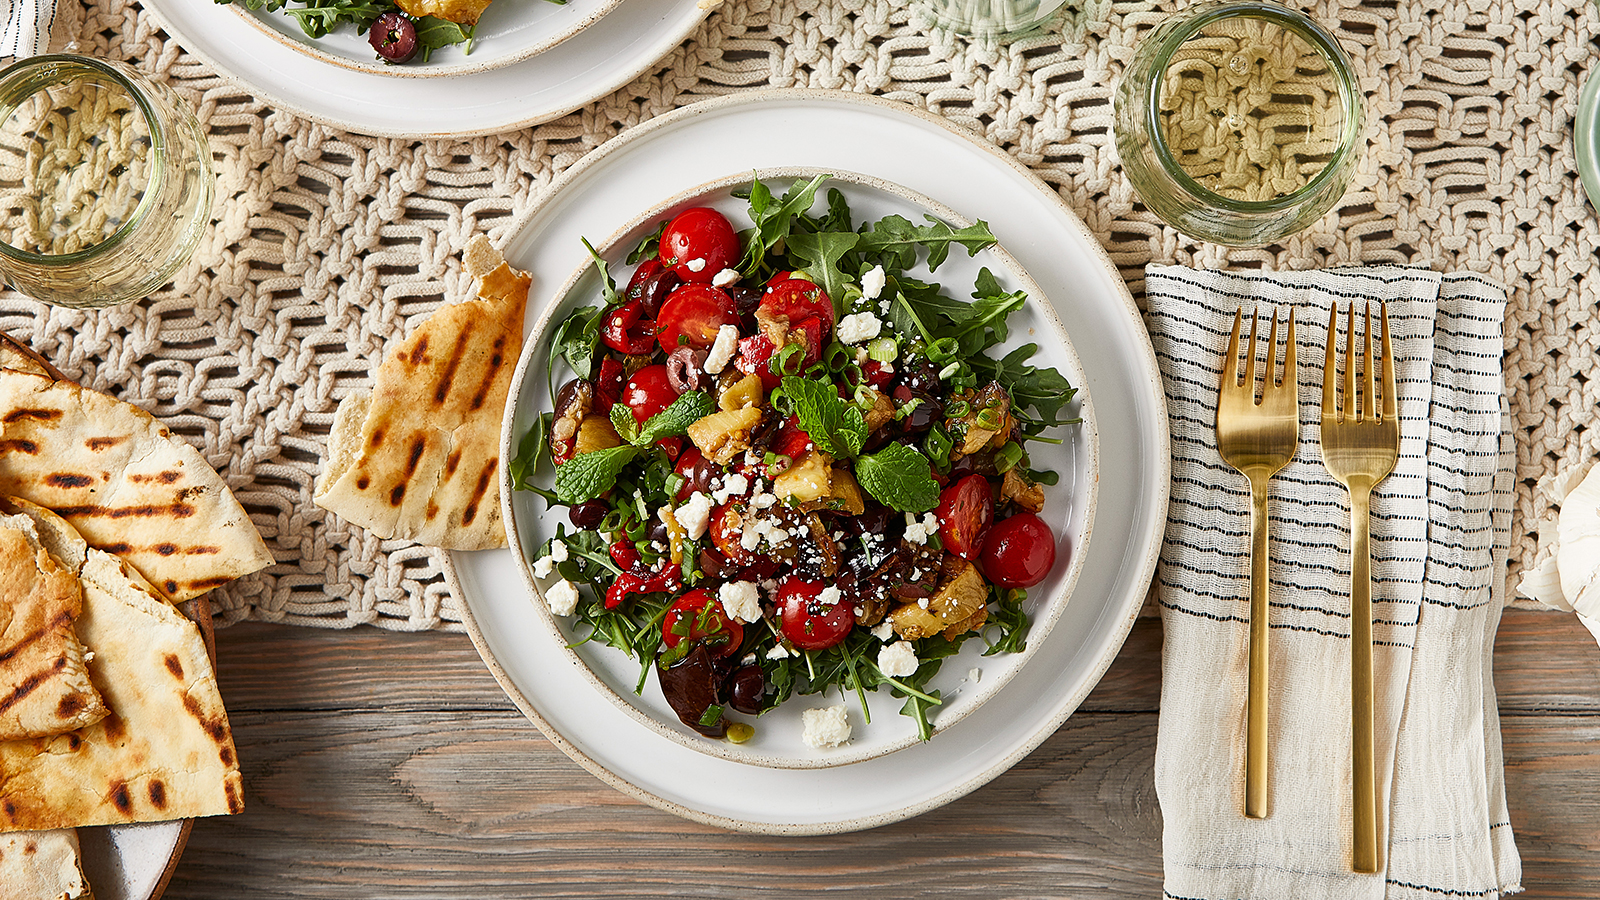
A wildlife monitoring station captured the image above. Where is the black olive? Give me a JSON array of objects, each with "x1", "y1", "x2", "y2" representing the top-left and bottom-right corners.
[
  {"x1": 728, "y1": 286, "x2": 763, "y2": 317},
  {"x1": 369, "y1": 12, "x2": 418, "y2": 64},
  {"x1": 724, "y1": 665, "x2": 765, "y2": 716},
  {"x1": 657, "y1": 644, "x2": 727, "y2": 738},
  {"x1": 698, "y1": 547, "x2": 726, "y2": 579},
  {"x1": 568, "y1": 499, "x2": 609, "y2": 529},
  {"x1": 635, "y1": 269, "x2": 683, "y2": 317},
  {"x1": 646, "y1": 519, "x2": 670, "y2": 547},
  {"x1": 678, "y1": 454, "x2": 717, "y2": 496}
]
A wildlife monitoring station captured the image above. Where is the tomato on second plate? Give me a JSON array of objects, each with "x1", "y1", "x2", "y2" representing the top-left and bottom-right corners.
[
  {"x1": 659, "y1": 207, "x2": 740, "y2": 283},
  {"x1": 936, "y1": 474, "x2": 995, "y2": 561},
  {"x1": 978, "y1": 512, "x2": 1057, "y2": 588},
  {"x1": 661, "y1": 589, "x2": 744, "y2": 658},
  {"x1": 621, "y1": 364, "x2": 679, "y2": 425},
  {"x1": 656, "y1": 284, "x2": 736, "y2": 353},
  {"x1": 776, "y1": 576, "x2": 854, "y2": 651}
]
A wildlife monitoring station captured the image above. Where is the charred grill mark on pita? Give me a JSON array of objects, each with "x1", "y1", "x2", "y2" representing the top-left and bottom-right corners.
[
  {"x1": 369, "y1": 427, "x2": 385, "y2": 449},
  {"x1": 445, "y1": 449, "x2": 461, "y2": 477},
  {"x1": 53, "y1": 502, "x2": 197, "y2": 519},
  {"x1": 65, "y1": 733, "x2": 80, "y2": 750},
  {"x1": 45, "y1": 473, "x2": 93, "y2": 489},
  {"x1": 110, "y1": 782, "x2": 132, "y2": 813},
  {"x1": 0, "y1": 656, "x2": 64, "y2": 714},
  {"x1": 187, "y1": 575, "x2": 234, "y2": 591},
  {"x1": 433, "y1": 332, "x2": 470, "y2": 405},
  {"x1": 225, "y1": 778, "x2": 243, "y2": 814},
  {"x1": 0, "y1": 611, "x2": 72, "y2": 664},
  {"x1": 461, "y1": 460, "x2": 497, "y2": 527},
  {"x1": 128, "y1": 471, "x2": 182, "y2": 485},
  {"x1": 3, "y1": 408, "x2": 61, "y2": 424},
  {"x1": 405, "y1": 436, "x2": 426, "y2": 477},
  {"x1": 148, "y1": 780, "x2": 167, "y2": 809},
  {"x1": 56, "y1": 693, "x2": 85, "y2": 719},
  {"x1": 4, "y1": 799, "x2": 16, "y2": 821},
  {"x1": 221, "y1": 745, "x2": 235, "y2": 767},
  {"x1": 469, "y1": 333, "x2": 509, "y2": 411},
  {"x1": 181, "y1": 692, "x2": 232, "y2": 750},
  {"x1": 22, "y1": 840, "x2": 35, "y2": 853},
  {"x1": 85, "y1": 436, "x2": 125, "y2": 451},
  {"x1": 164, "y1": 579, "x2": 179, "y2": 595},
  {"x1": 164, "y1": 654, "x2": 184, "y2": 679},
  {"x1": 187, "y1": 545, "x2": 220, "y2": 555},
  {"x1": 356, "y1": 475, "x2": 370, "y2": 490},
  {"x1": 426, "y1": 501, "x2": 439, "y2": 521},
  {"x1": 156, "y1": 543, "x2": 178, "y2": 556},
  {"x1": 102, "y1": 713, "x2": 125, "y2": 740},
  {"x1": 389, "y1": 483, "x2": 406, "y2": 506},
  {"x1": 408, "y1": 336, "x2": 429, "y2": 366},
  {"x1": 97, "y1": 542, "x2": 133, "y2": 553},
  {"x1": 0, "y1": 439, "x2": 38, "y2": 454}
]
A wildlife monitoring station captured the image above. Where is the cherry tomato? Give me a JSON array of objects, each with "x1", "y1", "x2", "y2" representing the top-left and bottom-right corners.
[
  {"x1": 594, "y1": 357, "x2": 625, "y2": 412},
  {"x1": 860, "y1": 359, "x2": 895, "y2": 389},
  {"x1": 662, "y1": 589, "x2": 745, "y2": 658},
  {"x1": 771, "y1": 415, "x2": 813, "y2": 463},
  {"x1": 602, "y1": 300, "x2": 656, "y2": 355},
  {"x1": 709, "y1": 502, "x2": 757, "y2": 567},
  {"x1": 776, "y1": 576, "x2": 855, "y2": 651},
  {"x1": 659, "y1": 207, "x2": 740, "y2": 283},
  {"x1": 978, "y1": 512, "x2": 1057, "y2": 588},
  {"x1": 624, "y1": 258, "x2": 664, "y2": 295},
  {"x1": 674, "y1": 447, "x2": 714, "y2": 500},
  {"x1": 760, "y1": 279, "x2": 835, "y2": 337},
  {"x1": 621, "y1": 364, "x2": 679, "y2": 425},
  {"x1": 937, "y1": 474, "x2": 995, "y2": 561},
  {"x1": 656, "y1": 284, "x2": 736, "y2": 353},
  {"x1": 734, "y1": 318, "x2": 823, "y2": 390}
]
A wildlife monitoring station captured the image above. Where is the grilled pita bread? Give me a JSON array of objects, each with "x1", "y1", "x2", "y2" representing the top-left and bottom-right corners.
[
  {"x1": 0, "y1": 369, "x2": 273, "y2": 601},
  {"x1": 314, "y1": 234, "x2": 528, "y2": 550},
  {"x1": 0, "y1": 515, "x2": 106, "y2": 742},
  {"x1": 0, "y1": 829, "x2": 87, "y2": 900},
  {"x1": 0, "y1": 503, "x2": 243, "y2": 832}
]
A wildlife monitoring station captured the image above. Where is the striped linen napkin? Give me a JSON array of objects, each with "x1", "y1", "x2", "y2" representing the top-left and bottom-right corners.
[
  {"x1": 0, "y1": 0, "x2": 51, "y2": 58},
  {"x1": 1145, "y1": 266, "x2": 1522, "y2": 900}
]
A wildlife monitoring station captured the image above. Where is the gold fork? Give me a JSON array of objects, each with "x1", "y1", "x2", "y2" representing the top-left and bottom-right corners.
[
  {"x1": 1319, "y1": 302, "x2": 1398, "y2": 874},
  {"x1": 1215, "y1": 305, "x2": 1298, "y2": 820}
]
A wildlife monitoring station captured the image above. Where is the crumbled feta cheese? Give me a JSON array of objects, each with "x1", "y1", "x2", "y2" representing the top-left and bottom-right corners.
[
  {"x1": 818, "y1": 585, "x2": 842, "y2": 606},
  {"x1": 741, "y1": 521, "x2": 762, "y2": 551},
  {"x1": 767, "y1": 643, "x2": 792, "y2": 660},
  {"x1": 711, "y1": 267, "x2": 740, "y2": 287},
  {"x1": 801, "y1": 705, "x2": 852, "y2": 749},
  {"x1": 767, "y1": 526, "x2": 790, "y2": 546},
  {"x1": 877, "y1": 641, "x2": 920, "y2": 677},
  {"x1": 904, "y1": 516, "x2": 934, "y2": 545},
  {"x1": 719, "y1": 580, "x2": 762, "y2": 623},
  {"x1": 685, "y1": 257, "x2": 707, "y2": 272},
  {"x1": 546, "y1": 580, "x2": 580, "y2": 616},
  {"x1": 548, "y1": 539, "x2": 569, "y2": 563},
  {"x1": 837, "y1": 311, "x2": 883, "y2": 345},
  {"x1": 917, "y1": 597, "x2": 930, "y2": 609},
  {"x1": 968, "y1": 667, "x2": 982, "y2": 684},
  {"x1": 751, "y1": 490, "x2": 777, "y2": 509},
  {"x1": 871, "y1": 620, "x2": 895, "y2": 641},
  {"x1": 674, "y1": 491, "x2": 713, "y2": 540},
  {"x1": 533, "y1": 555, "x2": 557, "y2": 578},
  {"x1": 704, "y1": 323, "x2": 739, "y2": 374},
  {"x1": 722, "y1": 473, "x2": 749, "y2": 495},
  {"x1": 861, "y1": 265, "x2": 886, "y2": 300}
]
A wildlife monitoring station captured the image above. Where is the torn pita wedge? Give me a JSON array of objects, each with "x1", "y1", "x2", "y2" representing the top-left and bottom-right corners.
[
  {"x1": 314, "y1": 234, "x2": 528, "y2": 550},
  {"x1": 0, "y1": 503, "x2": 243, "y2": 832},
  {"x1": 0, "y1": 514, "x2": 107, "y2": 742},
  {"x1": 0, "y1": 828, "x2": 88, "y2": 900},
  {"x1": 0, "y1": 333, "x2": 61, "y2": 382},
  {"x1": 0, "y1": 369, "x2": 273, "y2": 601}
]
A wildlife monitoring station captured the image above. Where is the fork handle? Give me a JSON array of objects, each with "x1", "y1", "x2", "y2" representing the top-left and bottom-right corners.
[
  {"x1": 1350, "y1": 484, "x2": 1380, "y2": 873},
  {"x1": 1245, "y1": 473, "x2": 1271, "y2": 819}
]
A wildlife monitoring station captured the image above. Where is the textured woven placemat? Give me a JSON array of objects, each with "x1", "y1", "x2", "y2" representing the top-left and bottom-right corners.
[{"x1": 17, "y1": 0, "x2": 1590, "y2": 630}]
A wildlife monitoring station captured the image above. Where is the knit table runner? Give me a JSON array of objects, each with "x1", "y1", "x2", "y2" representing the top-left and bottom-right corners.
[{"x1": 12, "y1": 0, "x2": 1590, "y2": 631}]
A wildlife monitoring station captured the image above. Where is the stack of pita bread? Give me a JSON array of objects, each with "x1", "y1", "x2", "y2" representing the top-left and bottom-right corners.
[
  {"x1": 315, "y1": 235, "x2": 529, "y2": 551},
  {"x1": 0, "y1": 340, "x2": 266, "y2": 900}
]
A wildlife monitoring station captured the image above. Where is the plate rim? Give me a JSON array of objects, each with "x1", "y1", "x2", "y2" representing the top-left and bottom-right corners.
[
  {"x1": 500, "y1": 164, "x2": 1100, "y2": 769},
  {"x1": 444, "y1": 87, "x2": 1171, "y2": 834},
  {"x1": 224, "y1": 0, "x2": 627, "y2": 80}
]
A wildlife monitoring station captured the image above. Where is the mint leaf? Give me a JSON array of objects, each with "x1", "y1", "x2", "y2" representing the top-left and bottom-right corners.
[
  {"x1": 554, "y1": 445, "x2": 640, "y2": 505},
  {"x1": 780, "y1": 376, "x2": 868, "y2": 459},
  {"x1": 610, "y1": 403, "x2": 641, "y2": 445},
  {"x1": 854, "y1": 442, "x2": 939, "y2": 512},
  {"x1": 856, "y1": 215, "x2": 997, "y2": 272},
  {"x1": 637, "y1": 391, "x2": 714, "y2": 445}
]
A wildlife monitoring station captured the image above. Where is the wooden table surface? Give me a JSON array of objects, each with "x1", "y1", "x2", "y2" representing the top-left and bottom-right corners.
[{"x1": 158, "y1": 607, "x2": 1600, "y2": 899}]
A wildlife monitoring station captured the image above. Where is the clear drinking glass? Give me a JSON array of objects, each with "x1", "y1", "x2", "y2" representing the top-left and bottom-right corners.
[
  {"x1": 911, "y1": 0, "x2": 1069, "y2": 38},
  {"x1": 1113, "y1": 1, "x2": 1363, "y2": 246},
  {"x1": 0, "y1": 55, "x2": 215, "y2": 308}
]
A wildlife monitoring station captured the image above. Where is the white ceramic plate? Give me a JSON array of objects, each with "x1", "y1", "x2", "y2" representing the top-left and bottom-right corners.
[
  {"x1": 445, "y1": 89, "x2": 1170, "y2": 833},
  {"x1": 504, "y1": 167, "x2": 1098, "y2": 768},
  {"x1": 143, "y1": 0, "x2": 708, "y2": 138},
  {"x1": 231, "y1": 0, "x2": 624, "y2": 79}
]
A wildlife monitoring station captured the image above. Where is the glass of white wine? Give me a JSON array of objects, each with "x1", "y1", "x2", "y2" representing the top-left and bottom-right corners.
[
  {"x1": 0, "y1": 55, "x2": 214, "y2": 308},
  {"x1": 1113, "y1": 1, "x2": 1363, "y2": 246}
]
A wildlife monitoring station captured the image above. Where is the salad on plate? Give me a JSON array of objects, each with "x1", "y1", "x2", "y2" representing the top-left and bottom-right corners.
[
  {"x1": 511, "y1": 174, "x2": 1081, "y2": 749},
  {"x1": 218, "y1": 0, "x2": 567, "y2": 64}
]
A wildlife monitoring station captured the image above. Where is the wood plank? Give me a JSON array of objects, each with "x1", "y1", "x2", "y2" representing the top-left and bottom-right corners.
[
  {"x1": 1493, "y1": 609, "x2": 1600, "y2": 712},
  {"x1": 159, "y1": 709, "x2": 1600, "y2": 899}
]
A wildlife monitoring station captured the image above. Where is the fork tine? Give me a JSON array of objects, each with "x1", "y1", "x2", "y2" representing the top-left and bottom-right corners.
[
  {"x1": 1380, "y1": 302, "x2": 1396, "y2": 422},
  {"x1": 1342, "y1": 304, "x2": 1356, "y2": 421},
  {"x1": 1223, "y1": 308, "x2": 1243, "y2": 391},
  {"x1": 1323, "y1": 305, "x2": 1337, "y2": 418},
  {"x1": 1363, "y1": 303, "x2": 1376, "y2": 423},
  {"x1": 1245, "y1": 307, "x2": 1260, "y2": 397},
  {"x1": 1282, "y1": 307, "x2": 1296, "y2": 389}
]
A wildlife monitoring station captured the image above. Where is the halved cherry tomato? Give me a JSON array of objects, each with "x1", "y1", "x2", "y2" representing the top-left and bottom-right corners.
[
  {"x1": 662, "y1": 588, "x2": 745, "y2": 658},
  {"x1": 760, "y1": 279, "x2": 835, "y2": 338},
  {"x1": 625, "y1": 258, "x2": 665, "y2": 295},
  {"x1": 674, "y1": 446, "x2": 713, "y2": 500},
  {"x1": 594, "y1": 357, "x2": 625, "y2": 412},
  {"x1": 771, "y1": 415, "x2": 813, "y2": 462},
  {"x1": 659, "y1": 208, "x2": 740, "y2": 283},
  {"x1": 602, "y1": 300, "x2": 656, "y2": 355},
  {"x1": 734, "y1": 316, "x2": 824, "y2": 390},
  {"x1": 776, "y1": 576, "x2": 854, "y2": 651},
  {"x1": 709, "y1": 502, "x2": 757, "y2": 568},
  {"x1": 936, "y1": 474, "x2": 995, "y2": 561},
  {"x1": 621, "y1": 364, "x2": 679, "y2": 425},
  {"x1": 656, "y1": 284, "x2": 736, "y2": 353},
  {"x1": 979, "y1": 512, "x2": 1057, "y2": 588}
]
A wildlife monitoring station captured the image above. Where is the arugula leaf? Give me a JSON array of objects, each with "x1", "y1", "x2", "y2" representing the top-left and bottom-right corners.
[
  {"x1": 968, "y1": 343, "x2": 1080, "y2": 428},
  {"x1": 779, "y1": 376, "x2": 867, "y2": 459},
  {"x1": 627, "y1": 221, "x2": 668, "y2": 265},
  {"x1": 854, "y1": 442, "x2": 940, "y2": 512},
  {"x1": 548, "y1": 305, "x2": 604, "y2": 386},
  {"x1": 582, "y1": 237, "x2": 621, "y2": 308},
  {"x1": 738, "y1": 173, "x2": 829, "y2": 276},
  {"x1": 783, "y1": 231, "x2": 859, "y2": 314},
  {"x1": 553, "y1": 445, "x2": 641, "y2": 505},
  {"x1": 856, "y1": 215, "x2": 997, "y2": 271},
  {"x1": 636, "y1": 391, "x2": 713, "y2": 446},
  {"x1": 508, "y1": 413, "x2": 556, "y2": 502},
  {"x1": 413, "y1": 17, "x2": 474, "y2": 62}
]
